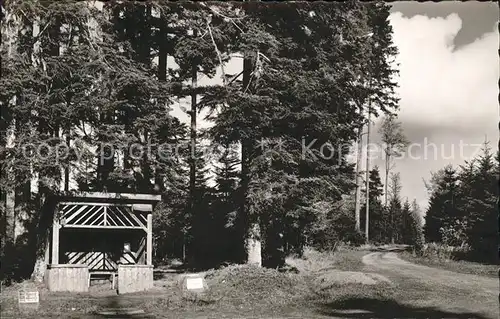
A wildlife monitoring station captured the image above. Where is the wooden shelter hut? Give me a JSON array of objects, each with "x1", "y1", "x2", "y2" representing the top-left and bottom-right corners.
[{"x1": 39, "y1": 192, "x2": 161, "y2": 294}]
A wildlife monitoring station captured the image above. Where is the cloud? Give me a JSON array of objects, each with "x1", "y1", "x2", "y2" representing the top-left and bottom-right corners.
[
  {"x1": 389, "y1": 12, "x2": 497, "y2": 129},
  {"x1": 372, "y1": 12, "x2": 498, "y2": 212}
]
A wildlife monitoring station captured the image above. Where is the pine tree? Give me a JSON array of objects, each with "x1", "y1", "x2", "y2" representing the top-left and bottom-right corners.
[
  {"x1": 423, "y1": 141, "x2": 497, "y2": 262},
  {"x1": 424, "y1": 165, "x2": 459, "y2": 243},
  {"x1": 461, "y1": 142, "x2": 497, "y2": 261},
  {"x1": 1, "y1": 2, "x2": 403, "y2": 275},
  {"x1": 400, "y1": 199, "x2": 412, "y2": 244},
  {"x1": 209, "y1": 2, "x2": 400, "y2": 264},
  {"x1": 410, "y1": 199, "x2": 424, "y2": 253},
  {"x1": 387, "y1": 172, "x2": 403, "y2": 243},
  {"x1": 213, "y1": 144, "x2": 242, "y2": 263}
]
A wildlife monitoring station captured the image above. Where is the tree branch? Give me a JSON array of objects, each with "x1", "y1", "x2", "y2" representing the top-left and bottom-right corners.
[{"x1": 206, "y1": 18, "x2": 226, "y2": 87}]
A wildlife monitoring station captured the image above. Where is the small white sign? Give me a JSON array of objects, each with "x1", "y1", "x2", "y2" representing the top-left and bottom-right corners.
[
  {"x1": 18, "y1": 290, "x2": 39, "y2": 304},
  {"x1": 186, "y1": 277, "x2": 204, "y2": 290}
]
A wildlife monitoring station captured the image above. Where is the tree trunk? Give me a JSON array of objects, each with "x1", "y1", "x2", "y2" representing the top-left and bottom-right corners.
[
  {"x1": 189, "y1": 64, "x2": 197, "y2": 212},
  {"x1": 354, "y1": 126, "x2": 363, "y2": 232},
  {"x1": 189, "y1": 29, "x2": 198, "y2": 265},
  {"x1": 31, "y1": 17, "x2": 61, "y2": 282},
  {"x1": 5, "y1": 189, "x2": 15, "y2": 244},
  {"x1": 14, "y1": 176, "x2": 31, "y2": 242},
  {"x1": 31, "y1": 237, "x2": 49, "y2": 283},
  {"x1": 247, "y1": 223, "x2": 262, "y2": 266},
  {"x1": 365, "y1": 110, "x2": 371, "y2": 243},
  {"x1": 384, "y1": 154, "x2": 390, "y2": 206},
  {"x1": 155, "y1": 9, "x2": 168, "y2": 193},
  {"x1": 391, "y1": 205, "x2": 395, "y2": 244},
  {"x1": 30, "y1": 197, "x2": 54, "y2": 282},
  {"x1": 140, "y1": 4, "x2": 152, "y2": 191},
  {"x1": 64, "y1": 126, "x2": 70, "y2": 192},
  {"x1": 241, "y1": 53, "x2": 261, "y2": 266}
]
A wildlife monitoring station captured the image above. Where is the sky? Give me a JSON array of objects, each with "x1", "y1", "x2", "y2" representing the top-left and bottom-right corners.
[
  {"x1": 168, "y1": 2, "x2": 499, "y2": 214},
  {"x1": 379, "y1": 2, "x2": 499, "y2": 211}
]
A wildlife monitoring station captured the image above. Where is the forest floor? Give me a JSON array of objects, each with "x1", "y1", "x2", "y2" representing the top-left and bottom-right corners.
[{"x1": 1, "y1": 246, "x2": 497, "y2": 318}]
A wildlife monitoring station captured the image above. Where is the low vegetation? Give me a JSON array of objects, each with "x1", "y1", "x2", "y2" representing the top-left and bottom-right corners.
[
  {"x1": 0, "y1": 247, "x2": 370, "y2": 318},
  {"x1": 2, "y1": 245, "x2": 497, "y2": 318},
  {"x1": 400, "y1": 243, "x2": 498, "y2": 278}
]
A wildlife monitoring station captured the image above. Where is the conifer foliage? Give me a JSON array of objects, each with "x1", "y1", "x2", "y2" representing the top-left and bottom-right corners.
[
  {"x1": 1, "y1": 1, "x2": 403, "y2": 279},
  {"x1": 424, "y1": 143, "x2": 498, "y2": 262}
]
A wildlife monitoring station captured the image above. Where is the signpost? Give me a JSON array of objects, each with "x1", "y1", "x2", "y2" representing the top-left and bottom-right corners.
[
  {"x1": 182, "y1": 274, "x2": 207, "y2": 294},
  {"x1": 18, "y1": 287, "x2": 39, "y2": 313},
  {"x1": 186, "y1": 276, "x2": 204, "y2": 291}
]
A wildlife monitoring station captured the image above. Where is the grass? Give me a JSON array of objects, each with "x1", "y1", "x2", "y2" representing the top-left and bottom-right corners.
[
  {"x1": 1, "y1": 247, "x2": 366, "y2": 318},
  {"x1": 399, "y1": 250, "x2": 498, "y2": 278},
  {"x1": 2, "y1": 245, "x2": 496, "y2": 318},
  {"x1": 285, "y1": 245, "x2": 366, "y2": 274},
  {"x1": 0, "y1": 264, "x2": 315, "y2": 318}
]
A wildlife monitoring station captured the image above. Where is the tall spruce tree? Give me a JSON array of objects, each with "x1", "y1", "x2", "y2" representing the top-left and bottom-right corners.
[
  {"x1": 209, "y1": 2, "x2": 400, "y2": 265},
  {"x1": 387, "y1": 172, "x2": 403, "y2": 243},
  {"x1": 409, "y1": 199, "x2": 424, "y2": 252},
  {"x1": 460, "y1": 142, "x2": 497, "y2": 261},
  {"x1": 424, "y1": 165, "x2": 459, "y2": 243}
]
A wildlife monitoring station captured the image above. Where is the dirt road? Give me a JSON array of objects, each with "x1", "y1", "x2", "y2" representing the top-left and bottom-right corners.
[{"x1": 362, "y1": 250, "x2": 498, "y2": 318}]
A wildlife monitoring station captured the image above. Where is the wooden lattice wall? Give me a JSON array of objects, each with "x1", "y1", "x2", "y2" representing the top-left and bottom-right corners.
[
  {"x1": 53, "y1": 202, "x2": 151, "y2": 270},
  {"x1": 60, "y1": 204, "x2": 148, "y2": 230}
]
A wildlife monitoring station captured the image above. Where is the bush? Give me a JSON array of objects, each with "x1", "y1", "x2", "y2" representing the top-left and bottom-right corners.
[
  {"x1": 419, "y1": 242, "x2": 470, "y2": 261},
  {"x1": 344, "y1": 230, "x2": 366, "y2": 247},
  {"x1": 439, "y1": 219, "x2": 470, "y2": 249}
]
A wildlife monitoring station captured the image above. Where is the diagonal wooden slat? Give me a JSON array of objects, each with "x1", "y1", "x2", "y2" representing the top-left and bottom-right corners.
[
  {"x1": 128, "y1": 211, "x2": 145, "y2": 228},
  {"x1": 65, "y1": 205, "x2": 89, "y2": 223},
  {"x1": 87, "y1": 252, "x2": 103, "y2": 270},
  {"x1": 136, "y1": 237, "x2": 146, "y2": 262},
  {"x1": 114, "y1": 206, "x2": 135, "y2": 227},
  {"x1": 70, "y1": 252, "x2": 90, "y2": 265},
  {"x1": 103, "y1": 254, "x2": 110, "y2": 270},
  {"x1": 88, "y1": 210, "x2": 105, "y2": 226},
  {"x1": 108, "y1": 207, "x2": 127, "y2": 226},
  {"x1": 105, "y1": 209, "x2": 118, "y2": 226},
  {"x1": 81, "y1": 252, "x2": 94, "y2": 265},
  {"x1": 138, "y1": 213, "x2": 148, "y2": 225},
  {"x1": 93, "y1": 214, "x2": 105, "y2": 226},
  {"x1": 67, "y1": 252, "x2": 85, "y2": 264},
  {"x1": 80, "y1": 206, "x2": 104, "y2": 226},
  {"x1": 61, "y1": 204, "x2": 69, "y2": 214},
  {"x1": 127, "y1": 251, "x2": 138, "y2": 264},
  {"x1": 104, "y1": 254, "x2": 117, "y2": 271},
  {"x1": 120, "y1": 252, "x2": 136, "y2": 264},
  {"x1": 61, "y1": 204, "x2": 79, "y2": 218},
  {"x1": 71, "y1": 205, "x2": 98, "y2": 225}
]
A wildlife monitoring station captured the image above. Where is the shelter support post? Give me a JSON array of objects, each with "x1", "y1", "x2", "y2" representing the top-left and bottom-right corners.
[
  {"x1": 52, "y1": 211, "x2": 60, "y2": 264},
  {"x1": 147, "y1": 213, "x2": 152, "y2": 265}
]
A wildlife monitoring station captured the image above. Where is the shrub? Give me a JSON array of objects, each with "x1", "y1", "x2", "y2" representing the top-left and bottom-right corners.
[
  {"x1": 419, "y1": 242, "x2": 471, "y2": 261},
  {"x1": 344, "y1": 230, "x2": 366, "y2": 247},
  {"x1": 439, "y1": 219, "x2": 470, "y2": 249}
]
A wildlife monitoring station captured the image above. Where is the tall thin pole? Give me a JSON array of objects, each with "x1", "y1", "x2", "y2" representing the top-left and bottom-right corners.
[
  {"x1": 365, "y1": 109, "x2": 371, "y2": 243},
  {"x1": 354, "y1": 126, "x2": 363, "y2": 232},
  {"x1": 189, "y1": 29, "x2": 198, "y2": 264}
]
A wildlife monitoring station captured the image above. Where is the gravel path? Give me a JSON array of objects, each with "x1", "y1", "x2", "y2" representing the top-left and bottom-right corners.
[{"x1": 362, "y1": 251, "x2": 498, "y2": 318}]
